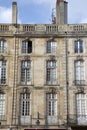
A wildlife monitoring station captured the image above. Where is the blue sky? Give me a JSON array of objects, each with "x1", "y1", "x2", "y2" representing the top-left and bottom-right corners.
[{"x1": 0, "y1": 0, "x2": 87, "y2": 24}]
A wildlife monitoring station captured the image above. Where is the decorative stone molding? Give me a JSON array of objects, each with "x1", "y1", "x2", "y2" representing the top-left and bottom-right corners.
[
  {"x1": 76, "y1": 86, "x2": 84, "y2": 94},
  {"x1": 22, "y1": 87, "x2": 31, "y2": 93},
  {"x1": 0, "y1": 55, "x2": 5, "y2": 60},
  {"x1": 45, "y1": 87, "x2": 58, "y2": 93},
  {"x1": 22, "y1": 55, "x2": 31, "y2": 60},
  {"x1": 49, "y1": 55, "x2": 56, "y2": 60},
  {"x1": 0, "y1": 88, "x2": 5, "y2": 93},
  {"x1": 76, "y1": 55, "x2": 83, "y2": 61}
]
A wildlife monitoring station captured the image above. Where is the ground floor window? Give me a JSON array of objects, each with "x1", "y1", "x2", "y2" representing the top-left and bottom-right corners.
[
  {"x1": 20, "y1": 93, "x2": 30, "y2": 125},
  {"x1": 76, "y1": 93, "x2": 87, "y2": 125},
  {"x1": 0, "y1": 93, "x2": 5, "y2": 120},
  {"x1": 46, "y1": 93, "x2": 57, "y2": 124}
]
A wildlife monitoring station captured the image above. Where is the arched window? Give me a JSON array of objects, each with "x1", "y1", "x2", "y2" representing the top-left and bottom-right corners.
[{"x1": 74, "y1": 40, "x2": 83, "y2": 53}]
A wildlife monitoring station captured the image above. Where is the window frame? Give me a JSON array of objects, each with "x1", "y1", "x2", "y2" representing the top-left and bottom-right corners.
[
  {"x1": 46, "y1": 41, "x2": 56, "y2": 54},
  {"x1": 74, "y1": 60, "x2": 85, "y2": 85},
  {"x1": 46, "y1": 60, "x2": 57, "y2": 85},
  {"x1": 20, "y1": 93, "x2": 31, "y2": 125},
  {"x1": 0, "y1": 60, "x2": 6, "y2": 85},
  {"x1": 0, "y1": 39, "x2": 7, "y2": 53},
  {"x1": 76, "y1": 93, "x2": 87, "y2": 125},
  {"x1": 0, "y1": 93, "x2": 5, "y2": 120},
  {"x1": 74, "y1": 40, "x2": 83, "y2": 53},
  {"x1": 21, "y1": 60, "x2": 31, "y2": 85},
  {"x1": 46, "y1": 93, "x2": 57, "y2": 124},
  {"x1": 22, "y1": 40, "x2": 32, "y2": 54}
]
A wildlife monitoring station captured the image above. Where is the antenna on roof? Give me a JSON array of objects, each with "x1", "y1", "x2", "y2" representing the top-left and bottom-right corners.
[{"x1": 51, "y1": 8, "x2": 56, "y2": 24}]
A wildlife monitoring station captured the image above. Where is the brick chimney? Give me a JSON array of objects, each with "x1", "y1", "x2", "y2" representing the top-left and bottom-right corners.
[{"x1": 12, "y1": 2, "x2": 17, "y2": 24}]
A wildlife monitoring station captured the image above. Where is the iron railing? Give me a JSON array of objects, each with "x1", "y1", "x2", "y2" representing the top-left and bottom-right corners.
[
  {"x1": 69, "y1": 114, "x2": 87, "y2": 126},
  {"x1": 0, "y1": 115, "x2": 5, "y2": 120},
  {"x1": 18, "y1": 115, "x2": 59, "y2": 126},
  {"x1": 74, "y1": 80, "x2": 85, "y2": 86}
]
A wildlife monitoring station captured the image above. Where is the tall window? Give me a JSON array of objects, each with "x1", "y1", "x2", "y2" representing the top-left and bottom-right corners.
[
  {"x1": 46, "y1": 93, "x2": 57, "y2": 124},
  {"x1": 0, "y1": 40, "x2": 6, "y2": 53},
  {"x1": 0, "y1": 94, "x2": 5, "y2": 120},
  {"x1": 74, "y1": 40, "x2": 83, "y2": 53},
  {"x1": 22, "y1": 40, "x2": 32, "y2": 53},
  {"x1": 20, "y1": 93, "x2": 30, "y2": 125},
  {"x1": 21, "y1": 60, "x2": 31, "y2": 85},
  {"x1": 74, "y1": 60, "x2": 84, "y2": 85},
  {"x1": 76, "y1": 93, "x2": 87, "y2": 125},
  {"x1": 46, "y1": 41, "x2": 56, "y2": 54},
  {"x1": 46, "y1": 60, "x2": 57, "y2": 85},
  {"x1": 0, "y1": 61, "x2": 6, "y2": 85}
]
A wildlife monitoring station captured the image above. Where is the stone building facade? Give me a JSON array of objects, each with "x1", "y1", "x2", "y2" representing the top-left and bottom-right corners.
[{"x1": 0, "y1": 0, "x2": 87, "y2": 130}]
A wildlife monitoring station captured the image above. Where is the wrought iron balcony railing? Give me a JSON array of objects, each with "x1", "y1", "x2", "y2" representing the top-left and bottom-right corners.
[
  {"x1": 69, "y1": 114, "x2": 87, "y2": 126},
  {"x1": 74, "y1": 80, "x2": 85, "y2": 86},
  {"x1": 0, "y1": 115, "x2": 5, "y2": 120},
  {"x1": 0, "y1": 79, "x2": 6, "y2": 86}
]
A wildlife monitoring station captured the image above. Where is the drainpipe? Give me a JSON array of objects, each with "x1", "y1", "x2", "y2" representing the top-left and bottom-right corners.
[{"x1": 65, "y1": 31, "x2": 69, "y2": 130}]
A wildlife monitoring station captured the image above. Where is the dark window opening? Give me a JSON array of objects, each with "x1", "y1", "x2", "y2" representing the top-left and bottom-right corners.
[{"x1": 28, "y1": 41, "x2": 32, "y2": 53}]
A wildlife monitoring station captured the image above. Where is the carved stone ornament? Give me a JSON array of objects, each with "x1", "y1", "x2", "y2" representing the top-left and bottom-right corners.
[
  {"x1": 77, "y1": 86, "x2": 84, "y2": 94},
  {"x1": 76, "y1": 55, "x2": 83, "y2": 60},
  {"x1": 22, "y1": 87, "x2": 31, "y2": 93},
  {"x1": 46, "y1": 87, "x2": 58, "y2": 93},
  {"x1": 0, "y1": 55, "x2": 4, "y2": 60},
  {"x1": 23, "y1": 55, "x2": 30, "y2": 60},
  {"x1": 49, "y1": 55, "x2": 56, "y2": 60}
]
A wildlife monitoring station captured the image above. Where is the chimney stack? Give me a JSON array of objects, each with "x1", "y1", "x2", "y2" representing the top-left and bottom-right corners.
[
  {"x1": 56, "y1": 0, "x2": 68, "y2": 24},
  {"x1": 12, "y1": 2, "x2": 17, "y2": 24}
]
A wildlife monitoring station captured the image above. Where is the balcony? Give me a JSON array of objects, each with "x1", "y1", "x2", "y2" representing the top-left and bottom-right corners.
[
  {"x1": 0, "y1": 115, "x2": 5, "y2": 120},
  {"x1": 0, "y1": 24, "x2": 9, "y2": 31},
  {"x1": 46, "y1": 115, "x2": 58, "y2": 125},
  {"x1": 69, "y1": 114, "x2": 87, "y2": 126},
  {"x1": 74, "y1": 80, "x2": 85, "y2": 86},
  {"x1": 46, "y1": 81, "x2": 57, "y2": 86},
  {"x1": 0, "y1": 79, "x2": 6, "y2": 86},
  {"x1": 19, "y1": 114, "x2": 59, "y2": 127},
  {"x1": 0, "y1": 24, "x2": 87, "y2": 37}
]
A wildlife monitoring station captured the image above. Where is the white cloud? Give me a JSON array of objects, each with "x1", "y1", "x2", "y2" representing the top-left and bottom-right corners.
[
  {"x1": 80, "y1": 18, "x2": 87, "y2": 24},
  {"x1": 0, "y1": 6, "x2": 21, "y2": 24},
  {"x1": 0, "y1": 6, "x2": 12, "y2": 23},
  {"x1": 68, "y1": 0, "x2": 87, "y2": 24}
]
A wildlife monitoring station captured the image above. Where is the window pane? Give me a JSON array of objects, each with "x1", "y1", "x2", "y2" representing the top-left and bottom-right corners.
[
  {"x1": 21, "y1": 60, "x2": 31, "y2": 85},
  {"x1": 20, "y1": 93, "x2": 30, "y2": 116},
  {"x1": 0, "y1": 94, "x2": 5, "y2": 120},
  {"x1": 74, "y1": 40, "x2": 83, "y2": 53},
  {"x1": 46, "y1": 93, "x2": 57, "y2": 116},
  {"x1": 0, "y1": 61, "x2": 6, "y2": 85},
  {"x1": 80, "y1": 42, "x2": 83, "y2": 53},
  {"x1": 46, "y1": 61, "x2": 56, "y2": 84},
  {"x1": 74, "y1": 60, "x2": 84, "y2": 85},
  {"x1": 47, "y1": 41, "x2": 56, "y2": 53},
  {"x1": 22, "y1": 41, "x2": 32, "y2": 53},
  {"x1": 0, "y1": 40, "x2": 6, "y2": 53}
]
